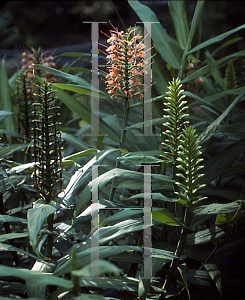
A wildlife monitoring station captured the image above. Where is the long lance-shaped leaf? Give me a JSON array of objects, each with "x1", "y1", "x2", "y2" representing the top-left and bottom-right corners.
[
  {"x1": 168, "y1": 1, "x2": 189, "y2": 50},
  {"x1": 59, "y1": 149, "x2": 127, "y2": 207},
  {"x1": 198, "y1": 138, "x2": 245, "y2": 186},
  {"x1": 0, "y1": 264, "x2": 73, "y2": 289},
  {"x1": 34, "y1": 64, "x2": 91, "y2": 87},
  {"x1": 74, "y1": 168, "x2": 174, "y2": 217},
  {"x1": 197, "y1": 92, "x2": 245, "y2": 144},
  {"x1": 128, "y1": 0, "x2": 182, "y2": 69},
  {"x1": 188, "y1": 23, "x2": 245, "y2": 54},
  {"x1": 178, "y1": 0, "x2": 204, "y2": 79},
  {"x1": 181, "y1": 50, "x2": 245, "y2": 83},
  {"x1": 185, "y1": 1, "x2": 205, "y2": 51},
  {"x1": 51, "y1": 87, "x2": 120, "y2": 142}
]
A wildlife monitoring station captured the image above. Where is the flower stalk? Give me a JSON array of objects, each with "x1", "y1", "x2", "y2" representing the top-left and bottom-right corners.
[
  {"x1": 101, "y1": 23, "x2": 147, "y2": 201},
  {"x1": 32, "y1": 80, "x2": 62, "y2": 258}
]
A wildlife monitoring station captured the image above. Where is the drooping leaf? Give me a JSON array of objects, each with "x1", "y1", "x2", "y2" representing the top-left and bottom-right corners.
[
  {"x1": 61, "y1": 132, "x2": 90, "y2": 151},
  {"x1": 203, "y1": 264, "x2": 222, "y2": 297},
  {"x1": 0, "y1": 232, "x2": 29, "y2": 242},
  {"x1": 71, "y1": 259, "x2": 122, "y2": 277},
  {"x1": 27, "y1": 203, "x2": 56, "y2": 247},
  {"x1": 34, "y1": 64, "x2": 91, "y2": 87},
  {"x1": 0, "y1": 264, "x2": 73, "y2": 290},
  {"x1": 0, "y1": 214, "x2": 27, "y2": 223},
  {"x1": 0, "y1": 144, "x2": 29, "y2": 159},
  {"x1": 52, "y1": 87, "x2": 120, "y2": 143},
  {"x1": 149, "y1": 208, "x2": 180, "y2": 226}
]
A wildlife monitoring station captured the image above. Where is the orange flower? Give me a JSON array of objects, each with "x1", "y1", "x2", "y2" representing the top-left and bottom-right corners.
[{"x1": 101, "y1": 22, "x2": 148, "y2": 102}]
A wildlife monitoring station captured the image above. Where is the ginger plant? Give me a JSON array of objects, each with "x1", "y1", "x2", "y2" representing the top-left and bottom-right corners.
[
  {"x1": 159, "y1": 78, "x2": 206, "y2": 298},
  {"x1": 100, "y1": 22, "x2": 148, "y2": 201},
  {"x1": 32, "y1": 80, "x2": 63, "y2": 258}
]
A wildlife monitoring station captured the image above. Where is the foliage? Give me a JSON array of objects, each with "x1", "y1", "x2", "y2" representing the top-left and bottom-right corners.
[{"x1": 0, "y1": 1, "x2": 245, "y2": 300}]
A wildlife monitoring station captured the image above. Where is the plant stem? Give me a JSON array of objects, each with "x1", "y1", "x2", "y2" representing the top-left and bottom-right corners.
[
  {"x1": 46, "y1": 213, "x2": 54, "y2": 258},
  {"x1": 160, "y1": 206, "x2": 192, "y2": 299},
  {"x1": 109, "y1": 98, "x2": 129, "y2": 202}
]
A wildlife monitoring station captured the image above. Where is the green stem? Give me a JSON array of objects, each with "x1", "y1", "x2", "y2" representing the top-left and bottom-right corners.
[
  {"x1": 109, "y1": 98, "x2": 129, "y2": 202},
  {"x1": 160, "y1": 205, "x2": 192, "y2": 299},
  {"x1": 46, "y1": 213, "x2": 54, "y2": 258}
]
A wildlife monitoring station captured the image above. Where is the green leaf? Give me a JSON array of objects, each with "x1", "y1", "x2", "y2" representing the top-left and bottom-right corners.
[
  {"x1": 186, "y1": 226, "x2": 225, "y2": 246},
  {"x1": 74, "y1": 168, "x2": 173, "y2": 217},
  {"x1": 152, "y1": 53, "x2": 171, "y2": 95},
  {"x1": 168, "y1": 1, "x2": 189, "y2": 50},
  {"x1": 203, "y1": 264, "x2": 222, "y2": 297},
  {"x1": 78, "y1": 276, "x2": 138, "y2": 292},
  {"x1": 188, "y1": 23, "x2": 245, "y2": 54},
  {"x1": 124, "y1": 192, "x2": 174, "y2": 203},
  {"x1": 197, "y1": 92, "x2": 245, "y2": 144},
  {"x1": 178, "y1": 263, "x2": 190, "y2": 300},
  {"x1": 52, "y1": 87, "x2": 120, "y2": 143},
  {"x1": 0, "y1": 232, "x2": 29, "y2": 242},
  {"x1": 0, "y1": 59, "x2": 15, "y2": 140},
  {"x1": 72, "y1": 259, "x2": 122, "y2": 277},
  {"x1": 0, "y1": 110, "x2": 13, "y2": 122},
  {"x1": 34, "y1": 64, "x2": 91, "y2": 87},
  {"x1": 217, "y1": 123, "x2": 245, "y2": 134},
  {"x1": 200, "y1": 138, "x2": 245, "y2": 185},
  {"x1": 193, "y1": 201, "x2": 243, "y2": 216},
  {"x1": 0, "y1": 166, "x2": 15, "y2": 189},
  {"x1": 63, "y1": 148, "x2": 98, "y2": 161},
  {"x1": 73, "y1": 295, "x2": 106, "y2": 300},
  {"x1": 149, "y1": 208, "x2": 180, "y2": 226},
  {"x1": 0, "y1": 129, "x2": 24, "y2": 139},
  {"x1": 0, "y1": 144, "x2": 29, "y2": 159},
  {"x1": 60, "y1": 149, "x2": 124, "y2": 208},
  {"x1": 0, "y1": 175, "x2": 26, "y2": 193},
  {"x1": 52, "y1": 82, "x2": 106, "y2": 97},
  {"x1": 182, "y1": 50, "x2": 245, "y2": 83},
  {"x1": 26, "y1": 261, "x2": 55, "y2": 298},
  {"x1": 205, "y1": 50, "x2": 224, "y2": 90},
  {"x1": 0, "y1": 242, "x2": 53, "y2": 267},
  {"x1": 118, "y1": 154, "x2": 162, "y2": 164},
  {"x1": 55, "y1": 245, "x2": 142, "y2": 276},
  {"x1": 57, "y1": 52, "x2": 93, "y2": 57},
  {"x1": 61, "y1": 132, "x2": 90, "y2": 151},
  {"x1": 0, "y1": 264, "x2": 73, "y2": 290},
  {"x1": 128, "y1": 0, "x2": 182, "y2": 68},
  {"x1": 186, "y1": 1, "x2": 205, "y2": 51},
  {"x1": 0, "y1": 214, "x2": 27, "y2": 223},
  {"x1": 27, "y1": 203, "x2": 56, "y2": 247}
]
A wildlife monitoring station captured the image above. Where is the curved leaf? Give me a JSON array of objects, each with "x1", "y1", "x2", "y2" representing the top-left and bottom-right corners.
[
  {"x1": 0, "y1": 264, "x2": 73, "y2": 289},
  {"x1": 27, "y1": 203, "x2": 56, "y2": 247},
  {"x1": 188, "y1": 23, "x2": 245, "y2": 54},
  {"x1": 128, "y1": 0, "x2": 182, "y2": 68}
]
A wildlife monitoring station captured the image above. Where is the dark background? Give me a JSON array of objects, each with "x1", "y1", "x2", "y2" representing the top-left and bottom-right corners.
[
  {"x1": 0, "y1": 0, "x2": 245, "y2": 75},
  {"x1": 0, "y1": 1, "x2": 244, "y2": 50}
]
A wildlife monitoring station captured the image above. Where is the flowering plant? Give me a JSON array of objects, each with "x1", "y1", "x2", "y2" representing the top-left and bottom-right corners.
[{"x1": 101, "y1": 22, "x2": 147, "y2": 102}]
